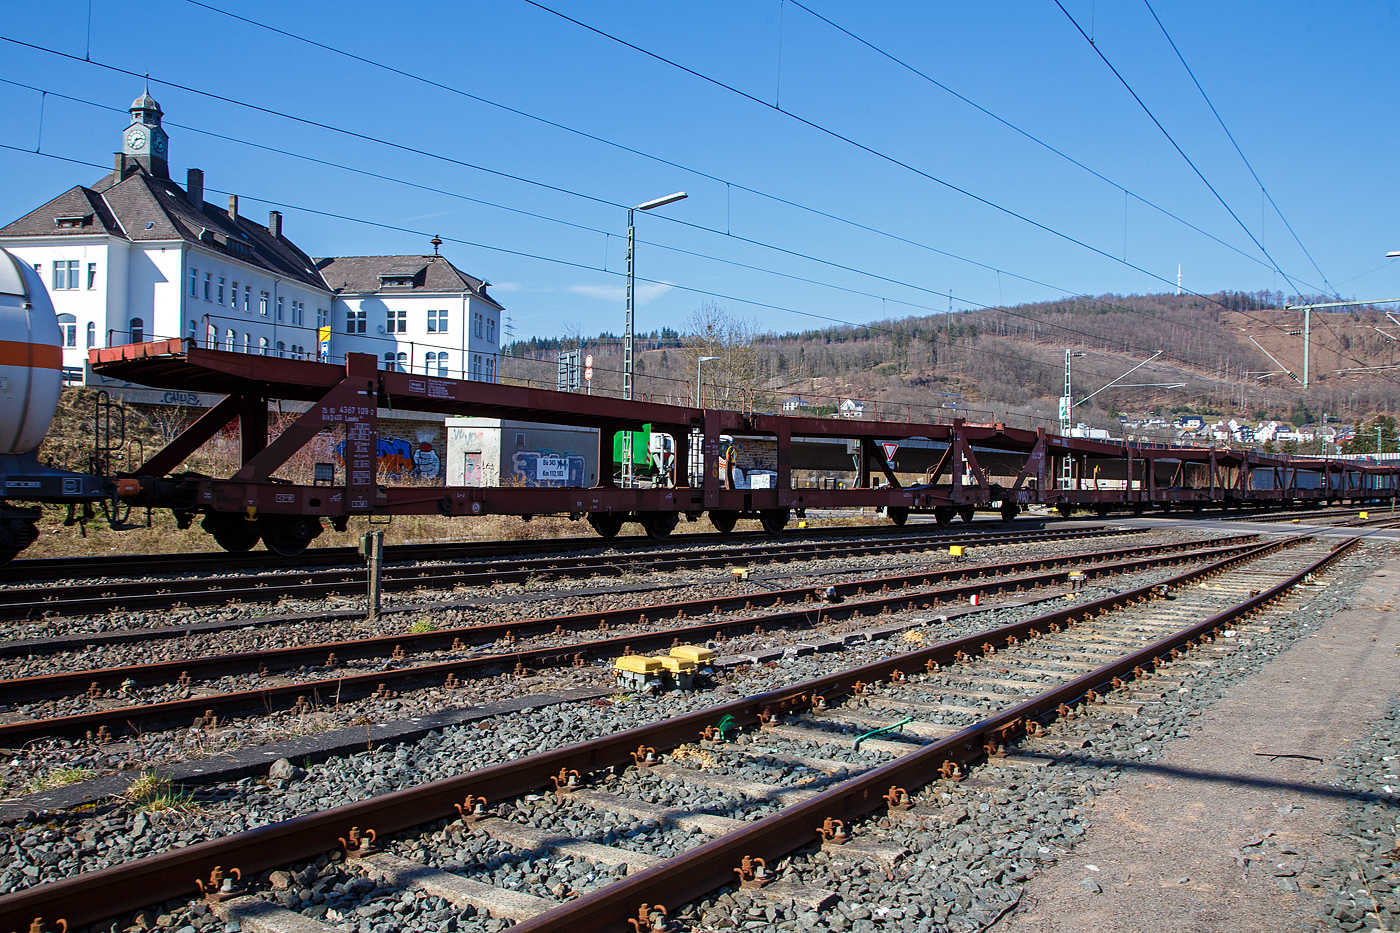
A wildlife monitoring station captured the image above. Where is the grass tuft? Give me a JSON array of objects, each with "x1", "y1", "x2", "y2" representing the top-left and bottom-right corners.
[
  {"x1": 23, "y1": 766, "x2": 97, "y2": 794},
  {"x1": 121, "y1": 771, "x2": 195, "y2": 812}
]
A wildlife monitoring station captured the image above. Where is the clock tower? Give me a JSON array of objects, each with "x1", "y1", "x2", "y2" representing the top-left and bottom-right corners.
[{"x1": 122, "y1": 87, "x2": 169, "y2": 179}]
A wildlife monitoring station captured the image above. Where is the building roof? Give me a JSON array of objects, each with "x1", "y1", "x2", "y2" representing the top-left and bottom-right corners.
[
  {"x1": 314, "y1": 255, "x2": 503, "y2": 309},
  {"x1": 0, "y1": 168, "x2": 329, "y2": 291}
]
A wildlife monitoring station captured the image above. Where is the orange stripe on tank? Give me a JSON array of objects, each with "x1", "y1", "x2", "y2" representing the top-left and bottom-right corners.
[{"x1": 0, "y1": 340, "x2": 63, "y2": 369}]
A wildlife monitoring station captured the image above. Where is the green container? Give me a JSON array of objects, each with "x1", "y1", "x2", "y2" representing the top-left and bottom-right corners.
[{"x1": 613, "y1": 424, "x2": 652, "y2": 467}]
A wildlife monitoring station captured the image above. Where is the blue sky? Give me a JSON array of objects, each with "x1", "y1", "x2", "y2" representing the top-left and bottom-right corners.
[{"x1": 1, "y1": 0, "x2": 1397, "y2": 343}]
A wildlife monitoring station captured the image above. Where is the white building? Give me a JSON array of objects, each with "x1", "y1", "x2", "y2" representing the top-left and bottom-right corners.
[{"x1": 0, "y1": 91, "x2": 503, "y2": 393}]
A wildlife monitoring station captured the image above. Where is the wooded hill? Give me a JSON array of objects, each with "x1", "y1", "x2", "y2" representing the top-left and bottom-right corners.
[{"x1": 502, "y1": 291, "x2": 1400, "y2": 431}]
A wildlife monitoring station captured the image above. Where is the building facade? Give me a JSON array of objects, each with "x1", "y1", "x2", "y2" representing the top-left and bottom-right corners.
[{"x1": 0, "y1": 91, "x2": 502, "y2": 390}]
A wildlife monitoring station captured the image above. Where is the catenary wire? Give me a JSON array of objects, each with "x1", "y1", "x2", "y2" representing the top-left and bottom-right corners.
[
  {"x1": 183, "y1": 0, "x2": 1284, "y2": 283},
  {"x1": 514, "y1": 0, "x2": 1329, "y2": 337},
  {"x1": 1141, "y1": 0, "x2": 1339, "y2": 299},
  {"x1": 0, "y1": 140, "x2": 1183, "y2": 389},
  {"x1": 0, "y1": 75, "x2": 1247, "y2": 374},
  {"x1": 784, "y1": 0, "x2": 1278, "y2": 276}
]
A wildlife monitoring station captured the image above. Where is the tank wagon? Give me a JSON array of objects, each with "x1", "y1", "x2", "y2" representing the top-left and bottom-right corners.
[
  {"x1": 3, "y1": 273, "x2": 1399, "y2": 562},
  {"x1": 0, "y1": 249, "x2": 116, "y2": 562}
]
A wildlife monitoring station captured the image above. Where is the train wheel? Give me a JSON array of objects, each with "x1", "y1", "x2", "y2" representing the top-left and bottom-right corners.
[
  {"x1": 587, "y1": 512, "x2": 625, "y2": 538},
  {"x1": 933, "y1": 507, "x2": 955, "y2": 526},
  {"x1": 1056, "y1": 505, "x2": 1074, "y2": 519},
  {"x1": 887, "y1": 506, "x2": 910, "y2": 526},
  {"x1": 640, "y1": 511, "x2": 679, "y2": 540},
  {"x1": 759, "y1": 509, "x2": 790, "y2": 535},
  {"x1": 261, "y1": 516, "x2": 323, "y2": 557},
  {"x1": 959, "y1": 507, "x2": 976, "y2": 524},
  {"x1": 1000, "y1": 503, "x2": 1019, "y2": 522},
  {"x1": 1095, "y1": 504, "x2": 1109, "y2": 518},
  {"x1": 202, "y1": 513, "x2": 260, "y2": 553},
  {"x1": 708, "y1": 510, "x2": 740, "y2": 534}
]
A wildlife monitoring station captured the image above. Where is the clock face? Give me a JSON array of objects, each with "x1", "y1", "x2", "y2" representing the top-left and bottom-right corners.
[
  {"x1": 152, "y1": 133, "x2": 166, "y2": 157},
  {"x1": 125, "y1": 128, "x2": 145, "y2": 151}
]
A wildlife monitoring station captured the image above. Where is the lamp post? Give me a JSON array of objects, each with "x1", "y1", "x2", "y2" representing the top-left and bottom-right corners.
[
  {"x1": 696, "y1": 356, "x2": 719, "y2": 407},
  {"x1": 624, "y1": 191, "x2": 688, "y2": 403},
  {"x1": 622, "y1": 192, "x2": 687, "y2": 489}
]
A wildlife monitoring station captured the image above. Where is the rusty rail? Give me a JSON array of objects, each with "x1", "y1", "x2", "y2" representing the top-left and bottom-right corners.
[
  {"x1": 0, "y1": 536, "x2": 1262, "y2": 741},
  {"x1": 0, "y1": 534, "x2": 1344, "y2": 931}
]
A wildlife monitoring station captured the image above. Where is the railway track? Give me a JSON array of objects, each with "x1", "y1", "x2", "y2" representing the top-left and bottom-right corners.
[
  {"x1": 0, "y1": 531, "x2": 1353, "y2": 931},
  {"x1": 0, "y1": 518, "x2": 1030, "y2": 585},
  {"x1": 0, "y1": 535, "x2": 1263, "y2": 743},
  {"x1": 0, "y1": 524, "x2": 1125, "y2": 621}
]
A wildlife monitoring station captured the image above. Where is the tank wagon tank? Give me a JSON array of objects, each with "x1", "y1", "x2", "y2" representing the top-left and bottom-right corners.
[{"x1": 0, "y1": 248, "x2": 115, "y2": 562}]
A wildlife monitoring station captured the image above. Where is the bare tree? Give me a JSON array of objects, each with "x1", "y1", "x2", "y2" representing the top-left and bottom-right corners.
[{"x1": 685, "y1": 302, "x2": 766, "y2": 408}]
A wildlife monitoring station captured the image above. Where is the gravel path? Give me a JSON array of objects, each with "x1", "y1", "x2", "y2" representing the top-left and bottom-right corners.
[{"x1": 998, "y1": 542, "x2": 1400, "y2": 933}]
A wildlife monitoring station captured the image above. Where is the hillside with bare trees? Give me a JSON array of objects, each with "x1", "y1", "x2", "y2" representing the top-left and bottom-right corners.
[{"x1": 503, "y1": 291, "x2": 1400, "y2": 430}]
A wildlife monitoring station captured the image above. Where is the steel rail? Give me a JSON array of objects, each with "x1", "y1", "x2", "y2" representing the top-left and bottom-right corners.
[
  {"x1": 0, "y1": 526, "x2": 1127, "y2": 621},
  {"x1": 0, "y1": 519, "x2": 1058, "y2": 584},
  {"x1": 0, "y1": 533, "x2": 1251, "y2": 704},
  {"x1": 0, "y1": 534, "x2": 1333, "y2": 930},
  {"x1": 511, "y1": 535, "x2": 1359, "y2": 933},
  {"x1": 0, "y1": 537, "x2": 1263, "y2": 740}
]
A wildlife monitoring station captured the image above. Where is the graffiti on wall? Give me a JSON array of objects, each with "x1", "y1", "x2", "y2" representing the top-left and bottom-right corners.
[
  {"x1": 334, "y1": 436, "x2": 441, "y2": 482},
  {"x1": 511, "y1": 448, "x2": 587, "y2": 487}
]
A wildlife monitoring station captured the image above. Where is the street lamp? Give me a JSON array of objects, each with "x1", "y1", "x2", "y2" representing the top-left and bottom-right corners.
[
  {"x1": 696, "y1": 356, "x2": 719, "y2": 407},
  {"x1": 621, "y1": 191, "x2": 686, "y2": 489},
  {"x1": 624, "y1": 191, "x2": 688, "y2": 402}
]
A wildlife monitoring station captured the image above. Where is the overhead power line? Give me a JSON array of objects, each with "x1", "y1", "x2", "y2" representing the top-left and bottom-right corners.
[
  {"x1": 1141, "y1": 0, "x2": 1339, "y2": 299},
  {"x1": 0, "y1": 71, "x2": 1244, "y2": 373},
  {"x1": 785, "y1": 0, "x2": 1280, "y2": 276},
  {"x1": 0, "y1": 141, "x2": 1174, "y2": 389},
  {"x1": 1051, "y1": 0, "x2": 1306, "y2": 297},
  {"x1": 514, "y1": 1, "x2": 1326, "y2": 334}
]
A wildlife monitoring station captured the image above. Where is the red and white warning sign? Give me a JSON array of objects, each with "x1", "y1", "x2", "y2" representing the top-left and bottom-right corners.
[
  {"x1": 880, "y1": 441, "x2": 899, "y2": 463},
  {"x1": 584, "y1": 354, "x2": 593, "y2": 381}
]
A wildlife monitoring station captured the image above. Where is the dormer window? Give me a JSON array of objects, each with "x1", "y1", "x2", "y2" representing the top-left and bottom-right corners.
[
  {"x1": 54, "y1": 214, "x2": 93, "y2": 229},
  {"x1": 379, "y1": 273, "x2": 416, "y2": 287}
]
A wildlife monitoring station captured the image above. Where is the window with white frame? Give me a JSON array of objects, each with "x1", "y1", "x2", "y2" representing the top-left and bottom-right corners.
[
  {"x1": 425, "y1": 351, "x2": 449, "y2": 377},
  {"x1": 190, "y1": 267, "x2": 198, "y2": 296},
  {"x1": 316, "y1": 307, "x2": 329, "y2": 329},
  {"x1": 259, "y1": 291, "x2": 269, "y2": 316},
  {"x1": 57, "y1": 314, "x2": 77, "y2": 347},
  {"x1": 244, "y1": 285, "x2": 251, "y2": 311},
  {"x1": 206, "y1": 324, "x2": 216, "y2": 347},
  {"x1": 276, "y1": 297, "x2": 284, "y2": 321},
  {"x1": 130, "y1": 318, "x2": 145, "y2": 343},
  {"x1": 276, "y1": 340, "x2": 285, "y2": 357},
  {"x1": 87, "y1": 263, "x2": 97, "y2": 290},
  {"x1": 386, "y1": 309, "x2": 407, "y2": 333},
  {"x1": 383, "y1": 352, "x2": 407, "y2": 372},
  {"x1": 259, "y1": 336, "x2": 268, "y2": 355},
  {"x1": 204, "y1": 272, "x2": 211, "y2": 301},
  {"x1": 242, "y1": 332, "x2": 250, "y2": 354},
  {"x1": 218, "y1": 277, "x2": 225, "y2": 304},
  {"x1": 427, "y1": 309, "x2": 448, "y2": 333},
  {"x1": 86, "y1": 321, "x2": 95, "y2": 348},
  {"x1": 232, "y1": 281, "x2": 239, "y2": 309},
  {"x1": 473, "y1": 312, "x2": 483, "y2": 338},
  {"x1": 347, "y1": 309, "x2": 365, "y2": 333},
  {"x1": 487, "y1": 355, "x2": 495, "y2": 381},
  {"x1": 487, "y1": 317, "x2": 496, "y2": 342},
  {"x1": 51, "y1": 260, "x2": 79, "y2": 290}
]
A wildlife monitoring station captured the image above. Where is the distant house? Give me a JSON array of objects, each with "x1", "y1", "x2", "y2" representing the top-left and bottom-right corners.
[
  {"x1": 1177, "y1": 415, "x2": 1206, "y2": 431},
  {"x1": 839, "y1": 398, "x2": 867, "y2": 419},
  {"x1": 782, "y1": 396, "x2": 808, "y2": 413}
]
